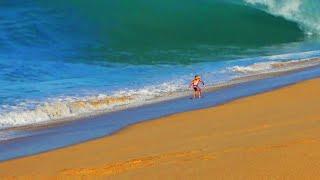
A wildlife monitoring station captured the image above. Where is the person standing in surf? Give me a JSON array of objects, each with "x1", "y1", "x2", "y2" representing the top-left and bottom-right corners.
[{"x1": 190, "y1": 75, "x2": 205, "y2": 99}]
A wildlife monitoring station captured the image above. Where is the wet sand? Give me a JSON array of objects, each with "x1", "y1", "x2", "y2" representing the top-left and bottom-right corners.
[{"x1": 1, "y1": 78, "x2": 320, "y2": 179}]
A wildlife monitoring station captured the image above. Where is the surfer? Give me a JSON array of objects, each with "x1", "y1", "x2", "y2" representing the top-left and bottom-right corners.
[{"x1": 190, "y1": 75, "x2": 205, "y2": 99}]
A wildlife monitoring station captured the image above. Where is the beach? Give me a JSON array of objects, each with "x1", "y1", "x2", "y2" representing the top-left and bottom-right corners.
[
  {"x1": 1, "y1": 77, "x2": 319, "y2": 179},
  {"x1": 1, "y1": 1, "x2": 320, "y2": 179}
]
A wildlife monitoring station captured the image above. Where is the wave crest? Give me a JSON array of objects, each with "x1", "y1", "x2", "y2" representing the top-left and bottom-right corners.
[{"x1": 245, "y1": 0, "x2": 320, "y2": 35}]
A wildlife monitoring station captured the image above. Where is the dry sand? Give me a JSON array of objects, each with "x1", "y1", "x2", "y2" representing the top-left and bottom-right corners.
[{"x1": 1, "y1": 78, "x2": 320, "y2": 179}]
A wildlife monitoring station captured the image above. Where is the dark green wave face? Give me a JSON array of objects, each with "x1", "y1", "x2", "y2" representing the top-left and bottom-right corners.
[{"x1": 40, "y1": 0, "x2": 304, "y2": 49}]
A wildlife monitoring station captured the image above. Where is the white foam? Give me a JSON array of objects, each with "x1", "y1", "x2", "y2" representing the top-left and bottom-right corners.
[
  {"x1": 228, "y1": 58, "x2": 320, "y2": 74},
  {"x1": 229, "y1": 61, "x2": 277, "y2": 73},
  {"x1": 0, "y1": 80, "x2": 188, "y2": 129},
  {"x1": 245, "y1": 0, "x2": 320, "y2": 35}
]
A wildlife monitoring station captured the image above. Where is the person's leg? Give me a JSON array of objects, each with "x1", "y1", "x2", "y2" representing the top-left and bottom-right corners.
[{"x1": 198, "y1": 88, "x2": 202, "y2": 98}]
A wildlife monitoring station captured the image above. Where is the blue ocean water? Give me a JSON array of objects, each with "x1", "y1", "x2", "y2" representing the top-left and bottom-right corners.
[{"x1": 0, "y1": 0, "x2": 320, "y2": 128}]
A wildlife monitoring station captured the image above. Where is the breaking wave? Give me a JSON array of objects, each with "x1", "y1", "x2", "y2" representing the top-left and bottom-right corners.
[{"x1": 244, "y1": 0, "x2": 320, "y2": 35}]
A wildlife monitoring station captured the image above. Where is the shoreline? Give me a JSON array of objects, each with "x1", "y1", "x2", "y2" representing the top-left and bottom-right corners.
[
  {"x1": 1, "y1": 65, "x2": 320, "y2": 162},
  {"x1": 1, "y1": 76, "x2": 320, "y2": 178},
  {"x1": 1, "y1": 57, "x2": 320, "y2": 132},
  {"x1": 3, "y1": 58, "x2": 320, "y2": 132}
]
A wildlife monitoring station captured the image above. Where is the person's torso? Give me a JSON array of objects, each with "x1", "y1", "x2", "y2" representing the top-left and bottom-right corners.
[{"x1": 192, "y1": 79, "x2": 201, "y2": 86}]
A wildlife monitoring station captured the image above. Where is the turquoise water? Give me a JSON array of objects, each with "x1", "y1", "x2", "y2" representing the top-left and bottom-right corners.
[{"x1": 0, "y1": 0, "x2": 320, "y2": 128}]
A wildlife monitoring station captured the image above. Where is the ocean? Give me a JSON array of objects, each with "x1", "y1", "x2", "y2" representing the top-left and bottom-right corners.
[{"x1": 1, "y1": 0, "x2": 320, "y2": 129}]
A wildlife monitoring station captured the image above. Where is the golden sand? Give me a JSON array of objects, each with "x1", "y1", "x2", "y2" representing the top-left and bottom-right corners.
[{"x1": 1, "y1": 78, "x2": 320, "y2": 179}]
